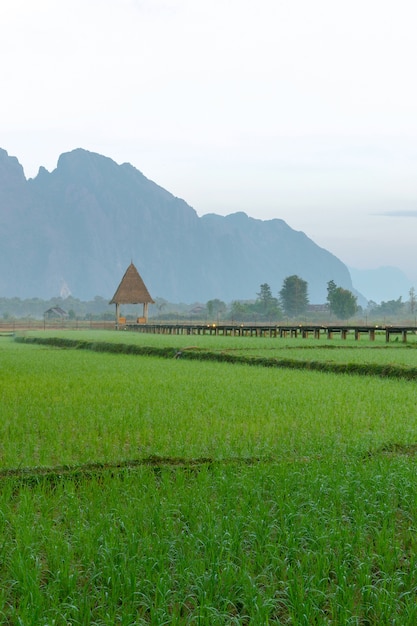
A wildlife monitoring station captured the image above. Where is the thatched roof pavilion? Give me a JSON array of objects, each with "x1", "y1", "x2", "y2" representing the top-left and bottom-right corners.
[{"x1": 110, "y1": 262, "x2": 154, "y2": 327}]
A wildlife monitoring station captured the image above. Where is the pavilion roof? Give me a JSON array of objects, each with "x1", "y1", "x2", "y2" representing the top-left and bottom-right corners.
[{"x1": 109, "y1": 262, "x2": 154, "y2": 305}]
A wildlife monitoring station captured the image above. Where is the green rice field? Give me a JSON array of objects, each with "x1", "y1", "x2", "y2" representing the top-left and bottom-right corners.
[{"x1": 1, "y1": 330, "x2": 417, "y2": 624}]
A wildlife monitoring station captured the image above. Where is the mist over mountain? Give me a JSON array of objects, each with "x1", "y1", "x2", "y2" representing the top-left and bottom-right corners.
[
  {"x1": 349, "y1": 266, "x2": 411, "y2": 304},
  {"x1": 0, "y1": 147, "x2": 355, "y2": 303}
]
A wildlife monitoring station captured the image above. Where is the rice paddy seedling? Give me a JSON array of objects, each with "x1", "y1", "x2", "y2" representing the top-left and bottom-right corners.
[
  {"x1": 22, "y1": 327, "x2": 417, "y2": 366},
  {"x1": 2, "y1": 332, "x2": 417, "y2": 622},
  {"x1": 2, "y1": 336, "x2": 417, "y2": 466},
  {"x1": 1, "y1": 460, "x2": 417, "y2": 623}
]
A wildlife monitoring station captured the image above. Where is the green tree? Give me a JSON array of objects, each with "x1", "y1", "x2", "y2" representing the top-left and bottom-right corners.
[
  {"x1": 206, "y1": 299, "x2": 226, "y2": 319},
  {"x1": 257, "y1": 283, "x2": 273, "y2": 304},
  {"x1": 279, "y1": 275, "x2": 309, "y2": 317},
  {"x1": 370, "y1": 297, "x2": 404, "y2": 317},
  {"x1": 255, "y1": 283, "x2": 281, "y2": 320},
  {"x1": 230, "y1": 300, "x2": 252, "y2": 321},
  {"x1": 327, "y1": 281, "x2": 357, "y2": 319},
  {"x1": 326, "y1": 280, "x2": 337, "y2": 305},
  {"x1": 409, "y1": 287, "x2": 416, "y2": 315}
]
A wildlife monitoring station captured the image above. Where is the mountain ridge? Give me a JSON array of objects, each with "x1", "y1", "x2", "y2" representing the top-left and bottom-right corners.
[{"x1": 0, "y1": 147, "x2": 354, "y2": 303}]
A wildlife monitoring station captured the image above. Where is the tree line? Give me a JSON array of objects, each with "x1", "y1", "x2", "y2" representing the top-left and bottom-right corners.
[
  {"x1": 207, "y1": 276, "x2": 358, "y2": 322},
  {"x1": 3, "y1": 280, "x2": 415, "y2": 323}
]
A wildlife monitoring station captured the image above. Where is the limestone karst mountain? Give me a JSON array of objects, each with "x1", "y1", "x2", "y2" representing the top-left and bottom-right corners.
[{"x1": 0, "y1": 147, "x2": 354, "y2": 303}]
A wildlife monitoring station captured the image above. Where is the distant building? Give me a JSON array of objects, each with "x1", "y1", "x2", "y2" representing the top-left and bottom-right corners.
[
  {"x1": 44, "y1": 306, "x2": 69, "y2": 320},
  {"x1": 307, "y1": 304, "x2": 329, "y2": 313},
  {"x1": 189, "y1": 305, "x2": 205, "y2": 316}
]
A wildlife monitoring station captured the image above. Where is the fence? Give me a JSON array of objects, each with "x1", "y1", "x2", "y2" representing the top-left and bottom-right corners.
[{"x1": 0, "y1": 320, "x2": 115, "y2": 333}]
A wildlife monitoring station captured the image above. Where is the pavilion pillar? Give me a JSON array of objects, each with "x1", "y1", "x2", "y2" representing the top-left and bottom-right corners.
[
  {"x1": 143, "y1": 302, "x2": 149, "y2": 322},
  {"x1": 115, "y1": 303, "x2": 120, "y2": 329}
]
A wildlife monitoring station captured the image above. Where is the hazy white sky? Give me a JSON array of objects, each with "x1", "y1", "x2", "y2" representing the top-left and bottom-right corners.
[{"x1": 2, "y1": 0, "x2": 417, "y2": 280}]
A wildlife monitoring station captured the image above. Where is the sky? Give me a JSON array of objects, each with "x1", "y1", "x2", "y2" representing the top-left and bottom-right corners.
[{"x1": 1, "y1": 0, "x2": 417, "y2": 282}]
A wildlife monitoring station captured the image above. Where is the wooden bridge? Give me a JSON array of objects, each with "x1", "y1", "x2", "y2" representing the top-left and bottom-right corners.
[{"x1": 123, "y1": 322, "x2": 417, "y2": 342}]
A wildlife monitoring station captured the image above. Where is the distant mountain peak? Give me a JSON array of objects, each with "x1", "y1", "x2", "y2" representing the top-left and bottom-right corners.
[{"x1": 0, "y1": 148, "x2": 26, "y2": 189}]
